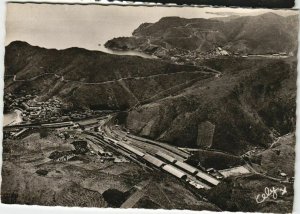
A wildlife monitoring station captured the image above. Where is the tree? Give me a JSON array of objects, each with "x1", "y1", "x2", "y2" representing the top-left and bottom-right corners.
[{"x1": 39, "y1": 128, "x2": 49, "y2": 138}]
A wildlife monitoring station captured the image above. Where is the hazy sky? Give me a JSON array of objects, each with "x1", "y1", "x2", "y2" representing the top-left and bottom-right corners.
[{"x1": 5, "y1": 3, "x2": 298, "y2": 51}]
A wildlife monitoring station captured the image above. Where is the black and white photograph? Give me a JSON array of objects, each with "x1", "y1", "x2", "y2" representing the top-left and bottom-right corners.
[{"x1": 1, "y1": 2, "x2": 299, "y2": 213}]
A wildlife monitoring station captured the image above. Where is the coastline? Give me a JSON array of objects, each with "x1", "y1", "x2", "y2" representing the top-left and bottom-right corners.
[{"x1": 3, "y1": 109, "x2": 23, "y2": 127}]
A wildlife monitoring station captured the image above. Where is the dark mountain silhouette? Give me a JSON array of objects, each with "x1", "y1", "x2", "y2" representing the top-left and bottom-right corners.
[
  {"x1": 118, "y1": 0, "x2": 295, "y2": 8},
  {"x1": 105, "y1": 13, "x2": 299, "y2": 57}
]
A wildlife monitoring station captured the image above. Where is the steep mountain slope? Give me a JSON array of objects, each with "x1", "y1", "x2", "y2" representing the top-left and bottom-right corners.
[
  {"x1": 125, "y1": 57, "x2": 297, "y2": 155},
  {"x1": 222, "y1": 13, "x2": 298, "y2": 54},
  {"x1": 4, "y1": 42, "x2": 297, "y2": 155},
  {"x1": 105, "y1": 13, "x2": 299, "y2": 58},
  {"x1": 5, "y1": 41, "x2": 212, "y2": 110}
]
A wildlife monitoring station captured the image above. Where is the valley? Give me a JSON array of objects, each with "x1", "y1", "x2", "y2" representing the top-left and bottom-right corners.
[{"x1": 2, "y1": 10, "x2": 298, "y2": 212}]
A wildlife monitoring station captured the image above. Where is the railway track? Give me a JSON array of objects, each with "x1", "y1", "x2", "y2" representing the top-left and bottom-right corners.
[
  {"x1": 84, "y1": 132, "x2": 152, "y2": 170},
  {"x1": 5, "y1": 113, "x2": 222, "y2": 191},
  {"x1": 94, "y1": 123, "x2": 220, "y2": 190},
  {"x1": 102, "y1": 123, "x2": 190, "y2": 161}
]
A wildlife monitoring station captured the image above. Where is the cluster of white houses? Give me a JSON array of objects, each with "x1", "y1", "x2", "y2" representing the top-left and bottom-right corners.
[{"x1": 21, "y1": 97, "x2": 63, "y2": 122}]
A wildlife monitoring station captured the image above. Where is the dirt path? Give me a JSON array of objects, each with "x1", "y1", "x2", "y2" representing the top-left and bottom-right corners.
[{"x1": 120, "y1": 178, "x2": 152, "y2": 208}]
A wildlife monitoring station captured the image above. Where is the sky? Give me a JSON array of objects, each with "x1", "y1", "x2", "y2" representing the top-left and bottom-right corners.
[{"x1": 5, "y1": 3, "x2": 298, "y2": 51}]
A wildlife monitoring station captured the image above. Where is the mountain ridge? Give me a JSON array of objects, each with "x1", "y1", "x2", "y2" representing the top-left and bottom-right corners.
[
  {"x1": 105, "y1": 12, "x2": 299, "y2": 61},
  {"x1": 4, "y1": 41, "x2": 297, "y2": 155}
]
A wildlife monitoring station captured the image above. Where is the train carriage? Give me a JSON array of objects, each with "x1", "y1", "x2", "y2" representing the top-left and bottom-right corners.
[
  {"x1": 196, "y1": 171, "x2": 220, "y2": 186},
  {"x1": 162, "y1": 164, "x2": 187, "y2": 180},
  {"x1": 41, "y1": 121, "x2": 74, "y2": 128},
  {"x1": 104, "y1": 136, "x2": 118, "y2": 144},
  {"x1": 155, "y1": 151, "x2": 176, "y2": 163},
  {"x1": 174, "y1": 161, "x2": 198, "y2": 175},
  {"x1": 118, "y1": 142, "x2": 145, "y2": 157},
  {"x1": 143, "y1": 154, "x2": 165, "y2": 168}
]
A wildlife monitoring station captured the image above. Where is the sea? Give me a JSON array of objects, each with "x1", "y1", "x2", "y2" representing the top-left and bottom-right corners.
[{"x1": 3, "y1": 110, "x2": 23, "y2": 127}]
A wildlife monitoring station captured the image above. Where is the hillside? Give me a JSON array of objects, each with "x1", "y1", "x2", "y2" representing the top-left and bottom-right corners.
[
  {"x1": 4, "y1": 41, "x2": 297, "y2": 155},
  {"x1": 125, "y1": 57, "x2": 297, "y2": 155},
  {"x1": 105, "y1": 13, "x2": 299, "y2": 60},
  {"x1": 5, "y1": 41, "x2": 212, "y2": 110}
]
